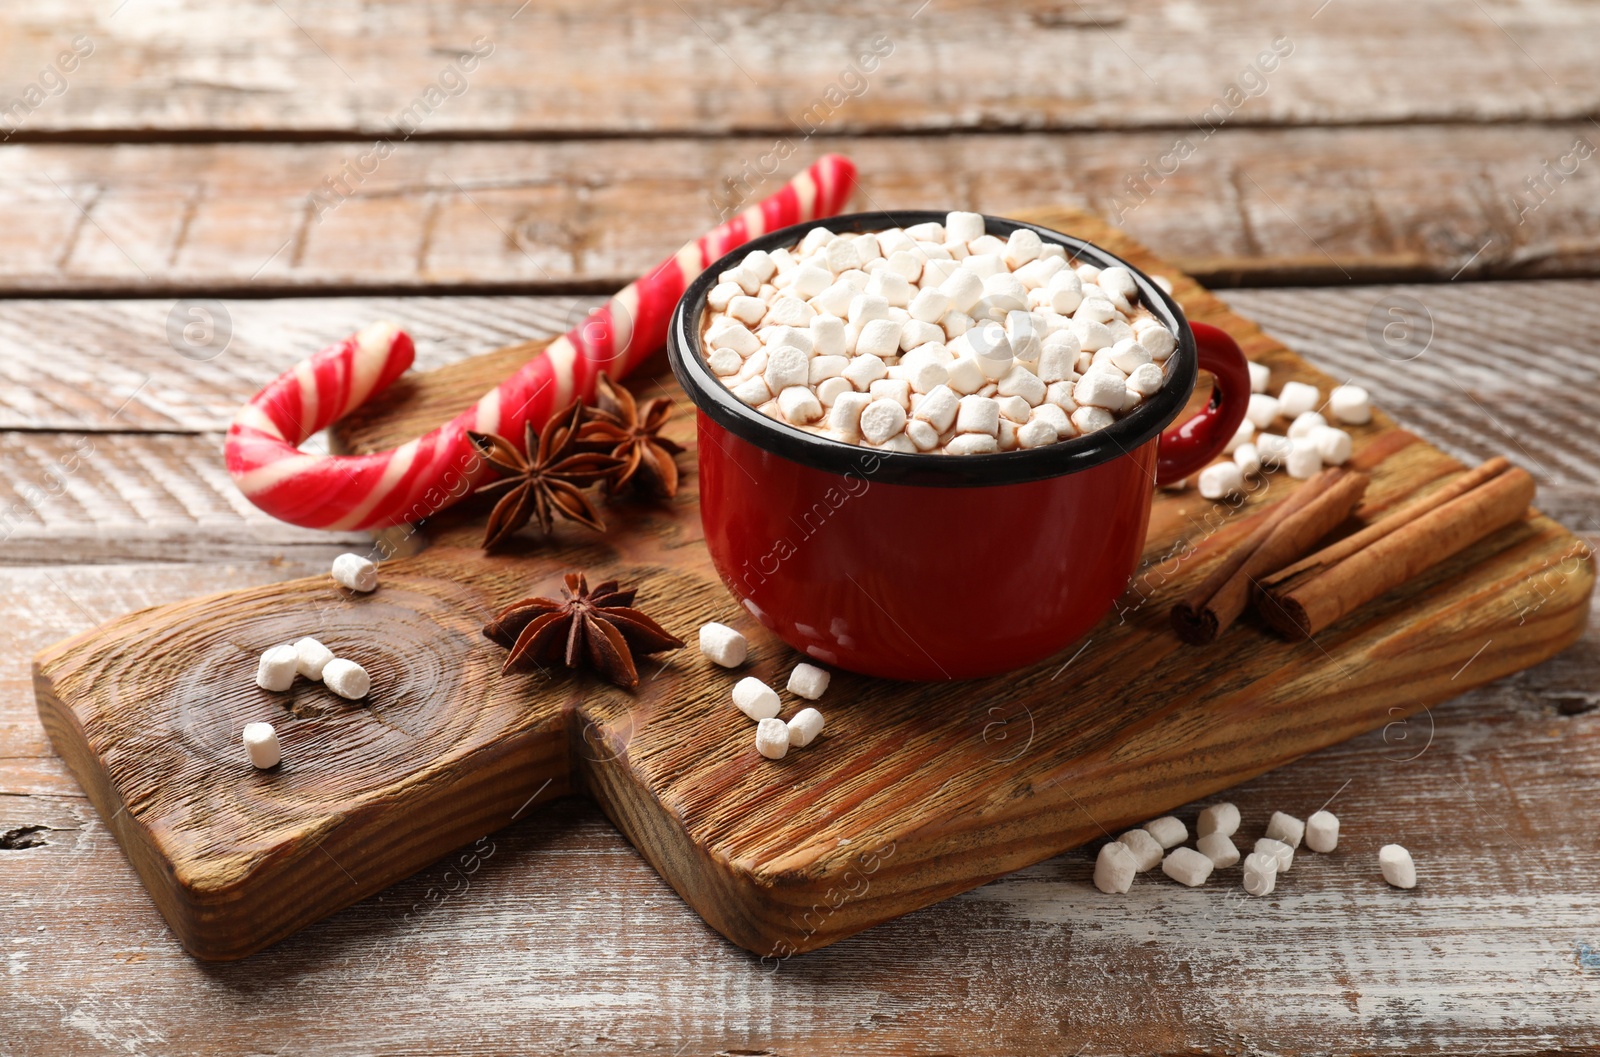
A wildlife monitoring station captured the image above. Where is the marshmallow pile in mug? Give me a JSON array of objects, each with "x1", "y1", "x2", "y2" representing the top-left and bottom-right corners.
[{"x1": 699, "y1": 212, "x2": 1180, "y2": 455}]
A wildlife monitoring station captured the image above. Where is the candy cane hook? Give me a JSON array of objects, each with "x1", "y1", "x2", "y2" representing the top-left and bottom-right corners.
[{"x1": 225, "y1": 155, "x2": 857, "y2": 530}]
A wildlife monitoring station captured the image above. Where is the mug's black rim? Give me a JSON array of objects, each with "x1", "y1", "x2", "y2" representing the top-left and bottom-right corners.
[{"x1": 667, "y1": 210, "x2": 1197, "y2": 487}]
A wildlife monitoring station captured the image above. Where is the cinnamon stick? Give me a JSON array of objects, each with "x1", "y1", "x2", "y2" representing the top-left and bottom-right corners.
[
  {"x1": 1257, "y1": 461, "x2": 1536, "y2": 638},
  {"x1": 1172, "y1": 468, "x2": 1369, "y2": 644}
]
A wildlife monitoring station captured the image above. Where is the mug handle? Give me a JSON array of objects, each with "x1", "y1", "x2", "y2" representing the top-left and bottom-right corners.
[{"x1": 1155, "y1": 322, "x2": 1252, "y2": 487}]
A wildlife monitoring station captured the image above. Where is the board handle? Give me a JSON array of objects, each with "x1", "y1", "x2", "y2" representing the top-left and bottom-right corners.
[{"x1": 1156, "y1": 322, "x2": 1251, "y2": 487}]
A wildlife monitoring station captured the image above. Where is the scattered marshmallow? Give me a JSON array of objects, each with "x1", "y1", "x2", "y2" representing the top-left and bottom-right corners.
[
  {"x1": 1378, "y1": 844, "x2": 1417, "y2": 888},
  {"x1": 1254, "y1": 837, "x2": 1294, "y2": 874},
  {"x1": 1143, "y1": 816, "x2": 1188, "y2": 849},
  {"x1": 1094, "y1": 841, "x2": 1139, "y2": 894},
  {"x1": 243, "y1": 721, "x2": 281, "y2": 769},
  {"x1": 1198, "y1": 461, "x2": 1245, "y2": 500},
  {"x1": 1306, "y1": 810, "x2": 1340, "y2": 853},
  {"x1": 755, "y1": 716, "x2": 790, "y2": 760},
  {"x1": 787, "y1": 663, "x2": 831, "y2": 700},
  {"x1": 1248, "y1": 361, "x2": 1272, "y2": 394},
  {"x1": 1117, "y1": 829, "x2": 1165, "y2": 872},
  {"x1": 255, "y1": 644, "x2": 299, "y2": 692},
  {"x1": 787, "y1": 706, "x2": 825, "y2": 748},
  {"x1": 332, "y1": 552, "x2": 378, "y2": 593},
  {"x1": 1285, "y1": 438, "x2": 1322, "y2": 479},
  {"x1": 1277, "y1": 380, "x2": 1321, "y2": 419},
  {"x1": 322, "y1": 658, "x2": 370, "y2": 700},
  {"x1": 1162, "y1": 847, "x2": 1215, "y2": 887},
  {"x1": 1197, "y1": 802, "x2": 1240, "y2": 838},
  {"x1": 294, "y1": 637, "x2": 334, "y2": 682},
  {"x1": 732, "y1": 677, "x2": 781, "y2": 721},
  {"x1": 1265, "y1": 811, "x2": 1305, "y2": 850},
  {"x1": 699, "y1": 622, "x2": 748, "y2": 668},
  {"x1": 1310, "y1": 425, "x2": 1353, "y2": 465},
  {"x1": 1329, "y1": 384, "x2": 1372, "y2": 425},
  {"x1": 1198, "y1": 832, "x2": 1241, "y2": 868},
  {"x1": 1242, "y1": 851, "x2": 1278, "y2": 896}
]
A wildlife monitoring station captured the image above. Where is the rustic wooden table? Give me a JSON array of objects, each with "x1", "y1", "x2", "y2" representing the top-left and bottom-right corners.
[{"x1": 3, "y1": 2, "x2": 1597, "y2": 1053}]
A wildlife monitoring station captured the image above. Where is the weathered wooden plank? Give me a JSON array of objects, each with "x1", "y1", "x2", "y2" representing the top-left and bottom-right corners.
[
  {"x1": 4, "y1": 619, "x2": 1597, "y2": 1054},
  {"x1": 2, "y1": 124, "x2": 1598, "y2": 296},
  {"x1": 0, "y1": 431, "x2": 370, "y2": 564},
  {"x1": 2, "y1": 0, "x2": 1596, "y2": 137}
]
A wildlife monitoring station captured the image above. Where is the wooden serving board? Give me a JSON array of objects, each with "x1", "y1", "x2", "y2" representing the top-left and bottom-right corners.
[{"x1": 34, "y1": 209, "x2": 1595, "y2": 962}]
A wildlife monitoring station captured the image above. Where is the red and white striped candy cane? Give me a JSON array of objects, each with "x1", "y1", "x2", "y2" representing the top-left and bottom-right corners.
[{"x1": 226, "y1": 154, "x2": 857, "y2": 531}]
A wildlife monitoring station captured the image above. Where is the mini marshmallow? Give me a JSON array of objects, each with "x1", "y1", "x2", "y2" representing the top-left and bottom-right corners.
[
  {"x1": 997, "y1": 365, "x2": 1047, "y2": 406},
  {"x1": 1224, "y1": 417, "x2": 1256, "y2": 455},
  {"x1": 764, "y1": 346, "x2": 810, "y2": 393},
  {"x1": 809, "y1": 355, "x2": 849, "y2": 385},
  {"x1": 855, "y1": 319, "x2": 903, "y2": 360},
  {"x1": 906, "y1": 418, "x2": 940, "y2": 450},
  {"x1": 841, "y1": 354, "x2": 889, "y2": 392},
  {"x1": 323, "y1": 658, "x2": 370, "y2": 700},
  {"x1": 956, "y1": 395, "x2": 1001, "y2": 436},
  {"x1": 699, "y1": 622, "x2": 748, "y2": 667},
  {"x1": 1197, "y1": 802, "x2": 1241, "y2": 838},
  {"x1": 944, "y1": 211, "x2": 985, "y2": 244},
  {"x1": 1277, "y1": 380, "x2": 1321, "y2": 419},
  {"x1": 787, "y1": 662, "x2": 830, "y2": 700},
  {"x1": 755, "y1": 717, "x2": 790, "y2": 760},
  {"x1": 243, "y1": 721, "x2": 281, "y2": 769},
  {"x1": 255, "y1": 644, "x2": 299, "y2": 691},
  {"x1": 1198, "y1": 832, "x2": 1241, "y2": 868},
  {"x1": 778, "y1": 386, "x2": 823, "y2": 425},
  {"x1": 1094, "y1": 841, "x2": 1139, "y2": 894},
  {"x1": 731, "y1": 376, "x2": 772, "y2": 406},
  {"x1": 816, "y1": 376, "x2": 852, "y2": 407},
  {"x1": 1266, "y1": 811, "x2": 1305, "y2": 849},
  {"x1": 1310, "y1": 425, "x2": 1353, "y2": 465},
  {"x1": 707, "y1": 281, "x2": 743, "y2": 311},
  {"x1": 1074, "y1": 369, "x2": 1126, "y2": 410},
  {"x1": 294, "y1": 637, "x2": 334, "y2": 681},
  {"x1": 787, "y1": 706, "x2": 825, "y2": 748},
  {"x1": 1242, "y1": 851, "x2": 1278, "y2": 897},
  {"x1": 1233, "y1": 442, "x2": 1262, "y2": 477},
  {"x1": 707, "y1": 320, "x2": 761, "y2": 355},
  {"x1": 707, "y1": 347, "x2": 742, "y2": 376},
  {"x1": 1015, "y1": 419, "x2": 1057, "y2": 448},
  {"x1": 728, "y1": 295, "x2": 768, "y2": 326},
  {"x1": 1254, "y1": 837, "x2": 1294, "y2": 873},
  {"x1": 1117, "y1": 829, "x2": 1165, "y2": 872},
  {"x1": 764, "y1": 296, "x2": 815, "y2": 328},
  {"x1": 913, "y1": 385, "x2": 960, "y2": 433},
  {"x1": 332, "y1": 553, "x2": 378, "y2": 593},
  {"x1": 1329, "y1": 384, "x2": 1371, "y2": 424},
  {"x1": 1126, "y1": 361, "x2": 1165, "y2": 396},
  {"x1": 899, "y1": 320, "x2": 944, "y2": 351},
  {"x1": 1287, "y1": 410, "x2": 1328, "y2": 439},
  {"x1": 1162, "y1": 847, "x2": 1215, "y2": 887},
  {"x1": 904, "y1": 221, "x2": 945, "y2": 243},
  {"x1": 945, "y1": 433, "x2": 998, "y2": 454},
  {"x1": 869, "y1": 378, "x2": 912, "y2": 411},
  {"x1": 1135, "y1": 321, "x2": 1176, "y2": 360},
  {"x1": 732, "y1": 677, "x2": 781, "y2": 721},
  {"x1": 1256, "y1": 432, "x2": 1292, "y2": 467},
  {"x1": 940, "y1": 269, "x2": 985, "y2": 313},
  {"x1": 1246, "y1": 393, "x2": 1281, "y2": 429},
  {"x1": 859, "y1": 399, "x2": 908, "y2": 444},
  {"x1": 1379, "y1": 844, "x2": 1417, "y2": 888},
  {"x1": 1143, "y1": 816, "x2": 1188, "y2": 849},
  {"x1": 1306, "y1": 810, "x2": 1340, "y2": 853},
  {"x1": 1247, "y1": 361, "x2": 1272, "y2": 394},
  {"x1": 1071, "y1": 405, "x2": 1114, "y2": 435},
  {"x1": 1075, "y1": 263, "x2": 1102, "y2": 283},
  {"x1": 1198, "y1": 461, "x2": 1245, "y2": 500},
  {"x1": 798, "y1": 227, "x2": 834, "y2": 256},
  {"x1": 1286, "y1": 437, "x2": 1322, "y2": 479}
]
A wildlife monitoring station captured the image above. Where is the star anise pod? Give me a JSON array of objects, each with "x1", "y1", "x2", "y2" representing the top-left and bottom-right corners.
[
  {"x1": 467, "y1": 401, "x2": 621, "y2": 549},
  {"x1": 577, "y1": 372, "x2": 685, "y2": 498},
  {"x1": 482, "y1": 571, "x2": 685, "y2": 688}
]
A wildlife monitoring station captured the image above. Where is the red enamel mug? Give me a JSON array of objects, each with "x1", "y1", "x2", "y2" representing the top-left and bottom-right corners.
[{"x1": 667, "y1": 211, "x2": 1250, "y2": 680}]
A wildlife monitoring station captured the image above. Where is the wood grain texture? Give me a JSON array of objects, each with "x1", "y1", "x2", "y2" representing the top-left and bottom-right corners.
[
  {"x1": 4, "y1": 125, "x2": 1600, "y2": 296},
  {"x1": 32, "y1": 209, "x2": 1595, "y2": 964},
  {"x1": 6, "y1": 554, "x2": 1599, "y2": 1053},
  {"x1": 3, "y1": 0, "x2": 1597, "y2": 137}
]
